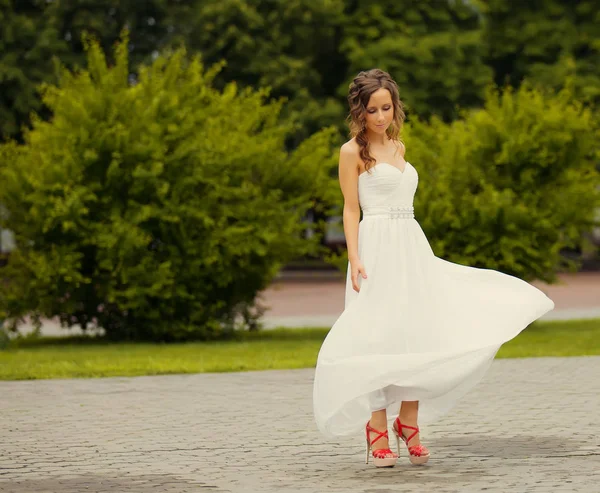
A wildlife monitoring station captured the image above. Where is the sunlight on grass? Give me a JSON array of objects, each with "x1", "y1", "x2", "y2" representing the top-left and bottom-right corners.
[{"x1": 1, "y1": 319, "x2": 598, "y2": 380}]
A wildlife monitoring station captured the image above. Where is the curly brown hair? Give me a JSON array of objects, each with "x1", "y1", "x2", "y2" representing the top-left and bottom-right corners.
[{"x1": 346, "y1": 69, "x2": 406, "y2": 173}]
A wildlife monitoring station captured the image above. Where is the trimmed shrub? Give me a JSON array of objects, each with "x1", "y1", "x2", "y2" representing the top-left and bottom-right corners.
[
  {"x1": 405, "y1": 82, "x2": 600, "y2": 282},
  {"x1": 0, "y1": 35, "x2": 338, "y2": 341}
]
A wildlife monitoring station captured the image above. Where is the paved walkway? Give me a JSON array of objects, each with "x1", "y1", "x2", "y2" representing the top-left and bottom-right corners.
[
  {"x1": 1, "y1": 356, "x2": 599, "y2": 492},
  {"x1": 12, "y1": 271, "x2": 600, "y2": 337},
  {"x1": 259, "y1": 270, "x2": 600, "y2": 328}
]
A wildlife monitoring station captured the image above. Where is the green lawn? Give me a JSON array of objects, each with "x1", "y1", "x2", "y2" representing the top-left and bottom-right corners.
[{"x1": 1, "y1": 319, "x2": 599, "y2": 380}]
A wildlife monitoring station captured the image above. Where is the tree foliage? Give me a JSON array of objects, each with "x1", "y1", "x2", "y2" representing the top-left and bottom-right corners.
[
  {"x1": 166, "y1": 0, "x2": 348, "y2": 145},
  {"x1": 2, "y1": 0, "x2": 600, "y2": 143},
  {"x1": 0, "y1": 0, "x2": 66, "y2": 138},
  {"x1": 46, "y1": 0, "x2": 174, "y2": 69},
  {"x1": 0, "y1": 35, "x2": 338, "y2": 340},
  {"x1": 405, "y1": 82, "x2": 600, "y2": 282},
  {"x1": 340, "y1": 0, "x2": 494, "y2": 121},
  {"x1": 478, "y1": 0, "x2": 600, "y2": 104}
]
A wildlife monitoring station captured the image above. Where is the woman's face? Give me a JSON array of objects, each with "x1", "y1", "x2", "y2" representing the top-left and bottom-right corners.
[{"x1": 364, "y1": 88, "x2": 393, "y2": 135}]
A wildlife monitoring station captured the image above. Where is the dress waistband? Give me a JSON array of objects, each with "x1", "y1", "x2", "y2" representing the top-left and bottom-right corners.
[{"x1": 361, "y1": 205, "x2": 414, "y2": 219}]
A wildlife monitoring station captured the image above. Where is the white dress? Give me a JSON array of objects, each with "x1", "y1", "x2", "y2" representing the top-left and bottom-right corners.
[{"x1": 312, "y1": 161, "x2": 555, "y2": 437}]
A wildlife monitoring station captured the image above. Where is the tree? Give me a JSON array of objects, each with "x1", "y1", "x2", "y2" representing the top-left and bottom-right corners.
[
  {"x1": 0, "y1": 35, "x2": 338, "y2": 341},
  {"x1": 0, "y1": 0, "x2": 67, "y2": 139},
  {"x1": 165, "y1": 0, "x2": 348, "y2": 146},
  {"x1": 46, "y1": 0, "x2": 175, "y2": 69},
  {"x1": 340, "y1": 0, "x2": 494, "y2": 121},
  {"x1": 0, "y1": 0, "x2": 188, "y2": 140},
  {"x1": 477, "y1": 0, "x2": 600, "y2": 105}
]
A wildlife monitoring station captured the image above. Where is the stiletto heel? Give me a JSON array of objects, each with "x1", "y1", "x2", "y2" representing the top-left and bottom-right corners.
[
  {"x1": 365, "y1": 421, "x2": 398, "y2": 467},
  {"x1": 392, "y1": 417, "x2": 430, "y2": 465}
]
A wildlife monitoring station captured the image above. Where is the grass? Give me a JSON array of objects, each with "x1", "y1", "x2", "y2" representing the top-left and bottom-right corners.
[{"x1": 1, "y1": 319, "x2": 599, "y2": 381}]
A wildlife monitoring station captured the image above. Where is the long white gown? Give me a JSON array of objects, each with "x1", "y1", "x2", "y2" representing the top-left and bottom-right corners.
[{"x1": 312, "y1": 161, "x2": 555, "y2": 437}]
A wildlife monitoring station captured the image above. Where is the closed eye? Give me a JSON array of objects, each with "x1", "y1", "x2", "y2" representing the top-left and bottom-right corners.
[{"x1": 367, "y1": 105, "x2": 392, "y2": 114}]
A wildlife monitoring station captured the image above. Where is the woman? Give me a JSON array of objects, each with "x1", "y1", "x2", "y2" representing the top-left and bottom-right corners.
[{"x1": 312, "y1": 69, "x2": 555, "y2": 468}]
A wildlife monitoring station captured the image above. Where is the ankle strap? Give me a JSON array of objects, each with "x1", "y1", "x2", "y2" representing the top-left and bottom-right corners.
[
  {"x1": 395, "y1": 417, "x2": 419, "y2": 444},
  {"x1": 366, "y1": 422, "x2": 389, "y2": 446}
]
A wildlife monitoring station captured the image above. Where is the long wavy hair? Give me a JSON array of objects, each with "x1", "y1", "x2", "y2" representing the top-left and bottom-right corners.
[{"x1": 347, "y1": 69, "x2": 406, "y2": 174}]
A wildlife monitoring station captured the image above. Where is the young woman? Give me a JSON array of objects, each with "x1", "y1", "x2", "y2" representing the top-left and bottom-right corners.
[{"x1": 312, "y1": 69, "x2": 555, "y2": 468}]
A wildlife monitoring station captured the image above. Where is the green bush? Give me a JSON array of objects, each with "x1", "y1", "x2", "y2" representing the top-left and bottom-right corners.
[
  {"x1": 0, "y1": 34, "x2": 338, "y2": 341},
  {"x1": 405, "y1": 82, "x2": 600, "y2": 282}
]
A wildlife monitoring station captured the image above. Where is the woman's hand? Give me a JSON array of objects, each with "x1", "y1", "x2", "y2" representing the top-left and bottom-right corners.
[{"x1": 350, "y1": 258, "x2": 367, "y2": 292}]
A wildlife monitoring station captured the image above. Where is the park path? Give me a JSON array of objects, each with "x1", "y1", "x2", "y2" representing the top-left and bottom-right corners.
[
  {"x1": 259, "y1": 270, "x2": 600, "y2": 328},
  {"x1": 1, "y1": 356, "x2": 599, "y2": 492},
  {"x1": 13, "y1": 271, "x2": 600, "y2": 337}
]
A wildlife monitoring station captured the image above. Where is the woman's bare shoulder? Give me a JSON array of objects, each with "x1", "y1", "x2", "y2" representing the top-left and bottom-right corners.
[
  {"x1": 340, "y1": 138, "x2": 360, "y2": 159},
  {"x1": 340, "y1": 138, "x2": 360, "y2": 157},
  {"x1": 339, "y1": 138, "x2": 361, "y2": 174},
  {"x1": 394, "y1": 138, "x2": 406, "y2": 155}
]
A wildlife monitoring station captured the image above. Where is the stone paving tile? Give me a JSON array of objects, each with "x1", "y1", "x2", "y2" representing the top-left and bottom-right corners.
[{"x1": 1, "y1": 357, "x2": 599, "y2": 492}]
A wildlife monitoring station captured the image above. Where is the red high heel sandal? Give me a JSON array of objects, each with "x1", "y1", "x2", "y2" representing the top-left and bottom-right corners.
[
  {"x1": 392, "y1": 417, "x2": 430, "y2": 465},
  {"x1": 365, "y1": 421, "x2": 398, "y2": 467}
]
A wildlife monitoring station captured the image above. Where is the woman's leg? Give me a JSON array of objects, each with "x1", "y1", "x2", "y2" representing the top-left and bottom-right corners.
[
  {"x1": 394, "y1": 400, "x2": 430, "y2": 463},
  {"x1": 397, "y1": 401, "x2": 422, "y2": 446},
  {"x1": 367, "y1": 409, "x2": 395, "y2": 457}
]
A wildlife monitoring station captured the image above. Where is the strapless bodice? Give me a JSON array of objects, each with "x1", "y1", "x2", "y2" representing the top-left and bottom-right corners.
[{"x1": 358, "y1": 162, "x2": 418, "y2": 217}]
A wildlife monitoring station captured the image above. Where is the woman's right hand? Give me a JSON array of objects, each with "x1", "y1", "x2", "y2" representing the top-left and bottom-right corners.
[{"x1": 350, "y1": 258, "x2": 367, "y2": 292}]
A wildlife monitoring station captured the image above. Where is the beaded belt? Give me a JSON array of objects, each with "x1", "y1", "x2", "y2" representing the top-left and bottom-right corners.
[{"x1": 362, "y1": 206, "x2": 414, "y2": 219}]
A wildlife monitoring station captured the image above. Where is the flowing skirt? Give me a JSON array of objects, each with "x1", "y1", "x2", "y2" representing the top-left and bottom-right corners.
[{"x1": 312, "y1": 217, "x2": 555, "y2": 437}]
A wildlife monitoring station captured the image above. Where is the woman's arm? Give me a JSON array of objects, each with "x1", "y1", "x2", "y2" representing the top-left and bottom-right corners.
[{"x1": 338, "y1": 143, "x2": 367, "y2": 291}]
